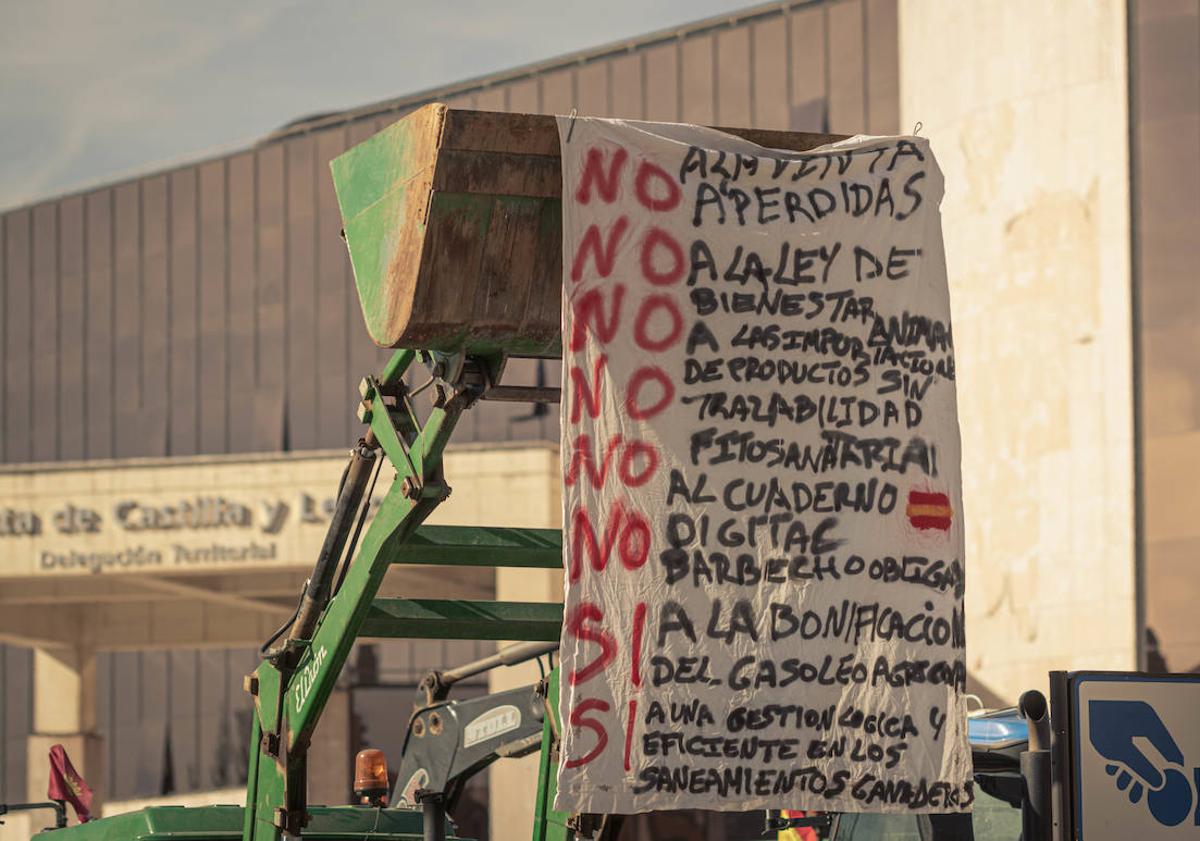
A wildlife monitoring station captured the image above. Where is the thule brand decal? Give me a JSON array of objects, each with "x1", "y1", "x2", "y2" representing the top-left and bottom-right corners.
[{"x1": 463, "y1": 705, "x2": 522, "y2": 748}]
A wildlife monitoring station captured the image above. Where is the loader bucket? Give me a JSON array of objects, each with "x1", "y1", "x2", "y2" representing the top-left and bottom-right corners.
[{"x1": 330, "y1": 103, "x2": 841, "y2": 357}]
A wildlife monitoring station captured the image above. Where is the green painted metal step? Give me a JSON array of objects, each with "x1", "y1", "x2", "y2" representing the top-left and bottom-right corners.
[
  {"x1": 361, "y1": 598, "x2": 563, "y2": 641},
  {"x1": 392, "y1": 525, "x2": 562, "y2": 568}
]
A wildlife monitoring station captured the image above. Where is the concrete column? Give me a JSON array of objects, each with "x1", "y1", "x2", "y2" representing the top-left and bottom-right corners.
[{"x1": 26, "y1": 646, "x2": 104, "y2": 822}]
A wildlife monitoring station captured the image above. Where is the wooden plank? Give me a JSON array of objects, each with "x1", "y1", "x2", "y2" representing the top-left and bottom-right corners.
[
  {"x1": 432, "y1": 150, "x2": 559, "y2": 198},
  {"x1": 865, "y1": 0, "x2": 900, "y2": 134},
  {"x1": 644, "y1": 41, "x2": 680, "y2": 122},
  {"x1": 58, "y1": 197, "x2": 87, "y2": 460},
  {"x1": 753, "y1": 16, "x2": 790, "y2": 130},
  {"x1": 473, "y1": 196, "x2": 545, "y2": 346},
  {"x1": 716, "y1": 26, "x2": 752, "y2": 127},
  {"x1": 198, "y1": 159, "x2": 228, "y2": 454},
  {"x1": 681, "y1": 34, "x2": 715, "y2": 124},
  {"x1": 4, "y1": 210, "x2": 31, "y2": 463},
  {"x1": 31, "y1": 203, "x2": 59, "y2": 461},
  {"x1": 85, "y1": 191, "x2": 114, "y2": 459},
  {"x1": 285, "y1": 136, "x2": 319, "y2": 450},
  {"x1": 827, "y1": 0, "x2": 866, "y2": 134},
  {"x1": 139, "y1": 176, "x2": 170, "y2": 456},
  {"x1": 168, "y1": 169, "x2": 199, "y2": 456},
  {"x1": 409, "y1": 193, "x2": 493, "y2": 343},
  {"x1": 439, "y1": 109, "x2": 560, "y2": 156},
  {"x1": 610, "y1": 52, "x2": 644, "y2": 120},
  {"x1": 227, "y1": 153, "x2": 257, "y2": 452},
  {"x1": 255, "y1": 143, "x2": 286, "y2": 451},
  {"x1": 314, "y1": 128, "x2": 350, "y2": 448},
  {"x1": 113, "y1": 182, "x2": 143, "y2": 457},
  {"x1": 790, "y1": 4, "x2": 829, "y2": 130}
]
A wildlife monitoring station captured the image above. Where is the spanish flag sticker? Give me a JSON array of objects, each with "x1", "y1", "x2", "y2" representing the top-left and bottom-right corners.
[{"x1": 906, "y1": 489, "x2": 953, "y2": 531}]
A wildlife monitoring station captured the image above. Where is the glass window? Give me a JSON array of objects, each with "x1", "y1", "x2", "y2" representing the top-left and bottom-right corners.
[{"x1": 835, "y1": 812, "x2": 922, "y2": 841}]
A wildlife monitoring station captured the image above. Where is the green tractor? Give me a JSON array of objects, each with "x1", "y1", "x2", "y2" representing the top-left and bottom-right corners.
[{"x1": 14, "y1": 106, "x2": 1011, "y2": 841}]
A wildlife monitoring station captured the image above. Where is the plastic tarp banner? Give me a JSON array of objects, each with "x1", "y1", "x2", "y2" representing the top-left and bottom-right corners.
[{"x1": 555, "y1": 117, "x2": 971, "y2": 815}]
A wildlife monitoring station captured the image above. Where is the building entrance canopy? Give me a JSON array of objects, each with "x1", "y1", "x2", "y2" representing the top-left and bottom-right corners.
[{"x1": 0, "y1": 446, "x2": 556, "y2": 650}]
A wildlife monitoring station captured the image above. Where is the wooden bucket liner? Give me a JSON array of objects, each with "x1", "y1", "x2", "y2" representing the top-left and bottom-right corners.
[{"x1": 331, "y1": 104, "x2": 842, "y2": 357}]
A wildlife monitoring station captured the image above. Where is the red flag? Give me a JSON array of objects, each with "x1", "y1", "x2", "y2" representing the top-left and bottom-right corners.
[
  {"x1": 47, "y1": 744, "x2": 93, "y2": 823},
  {"x1": 778, "y1": 810, "x2": 819, "y2": 841}
]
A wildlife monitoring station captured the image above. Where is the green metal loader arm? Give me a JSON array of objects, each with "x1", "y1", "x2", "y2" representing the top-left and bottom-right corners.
[{"x1": 240, "y1": 348, "x2": 572, "y2": 841}]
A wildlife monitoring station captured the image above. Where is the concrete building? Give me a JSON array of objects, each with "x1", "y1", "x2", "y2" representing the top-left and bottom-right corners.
[{"x1": 1, "y1": 0, "x2": 1197, "y2": 838}]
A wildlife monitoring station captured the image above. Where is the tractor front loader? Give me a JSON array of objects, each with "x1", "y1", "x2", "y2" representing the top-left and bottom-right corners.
[{"x1": 25, "y1": 105, "x2": 840, "y2": 841}]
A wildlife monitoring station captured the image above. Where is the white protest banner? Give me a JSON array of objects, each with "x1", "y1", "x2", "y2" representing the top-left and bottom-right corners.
[{"x1": 555, "y1": 117, "x2": 971, "y2": 815}]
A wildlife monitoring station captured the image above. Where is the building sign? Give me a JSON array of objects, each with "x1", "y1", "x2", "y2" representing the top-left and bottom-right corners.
[
  {"x1": 1064, "y1": 672, "x2": 1200, "y2": 838},
  {"x1": 0, "y1": 454, "x2": 392, "y2": 577},
  {"x1": 556, "y1": 118, "x2": 971, "y2": 814}
]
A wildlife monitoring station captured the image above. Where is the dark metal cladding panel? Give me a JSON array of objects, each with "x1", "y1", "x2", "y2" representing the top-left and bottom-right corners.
[
  {"x1": 644, "y1": 41, "x2": 680, "y2": 122},
  {"x1": 1133, "y1": 0, "x2": 1200, "y2": 672},
  {"x1": 506, "y1": 78, "x2": 540, "y2": 113},
  {"x1": 168, "y1": 650, "x2": 200, "y2": 791},
  {"x1": 314, "y1": 128, "x2": 351, "y2": 448},
  {"x1": 255, "y1": 143, "x2": 286, "y2": 451},
  {"x1": 576, "y1": 61, "x2": 609, "y2": 117},
  {"x1": 140, "y1": 176, "x2": 170, "y2": 456},
  {"x1": 85, "y1": 190, "x2": 115, "y2": 459},
  {"x1": 168, "y1": 169, "x2": 199, "y2": 456},
  {"x1": 57, "y1": 197, "x2": 86, "y2": 460},
  {"x1": 540, "y1": 68, "x2": 575, "y2": 114},
  {"x1": 113, "y1": 182, "x2": 143, "y2": 458},
  {"x1": 1, "y1": 646, "x2": 32, "y2": 802},
  {"x1": 752, "y1": 17, "x2": 790, "y2": 130},
  {"x1": 227, "y1": 153, "x2": 257, "y2": 452},
  {"x1": 31, "y1": 203, "x2": 59, "y2": 461},
  {"x1": 4, "y1": 210, "x2": 32, "y2": 463},
  {"x1": 610, "y1": 52, "x2": 644, "y2": 120},
  {"x1": 681, "y1": 34, "x2": 716, "y2": 124},
  {"x1": 475, "y1": 86, "x2": 507, "y2": 112},
  {"x1": 196, "y1": 649, "x2": 227, "y2": 788},
  {"x1": 137, "y1": 651, "x2": 169, "y2": 793},
  {"x1": 1134, "y1": 0, "x2": 1200, "y2": 333},
  {"x1": 789, "y1": 5, "x2": 829, "y2": 130},
  {"x1": 198, "y1": 160, "x2": 229, "y2": 454},
  {"x1": 442, "y1": 92, "x2": 478, "y2": 109},
  {"x1": 285, "y1": 136, "x2": 319, "y2": 451},
  {"x1": 109, "y1": 652, "x2": 142, "y2": 798},
  {"x1": 865, "y1": 0, "x2": 900, "y2": 134},
  {"x1": 716, "y1": 26, "x2": 752, "y2": 126},
  {"x1": 827, "y1": 0, "x2": 866, "y2": 134}
]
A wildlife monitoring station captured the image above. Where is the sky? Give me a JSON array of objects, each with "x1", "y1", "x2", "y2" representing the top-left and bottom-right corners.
[{"x1": 0, "y1": 0, "x2": 754, "y2": 210}]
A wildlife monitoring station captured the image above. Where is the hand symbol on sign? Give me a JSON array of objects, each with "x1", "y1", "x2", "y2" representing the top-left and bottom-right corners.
[{"x1": 1089, "y1": 700, "x2": 1194, "y2": 827}]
